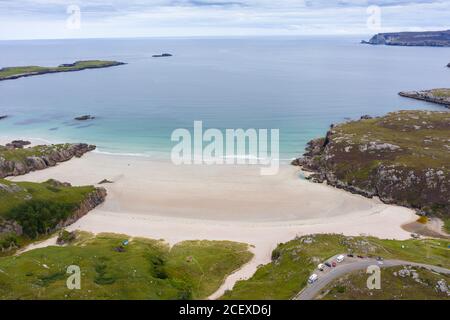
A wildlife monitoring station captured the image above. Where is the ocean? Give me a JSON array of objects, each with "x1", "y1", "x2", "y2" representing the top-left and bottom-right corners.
[{"x1": 0, "y1": 36, "x2": 448, "y2": 161}]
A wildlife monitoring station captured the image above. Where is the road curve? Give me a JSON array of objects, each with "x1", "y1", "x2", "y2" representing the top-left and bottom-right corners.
[{"x1": 293, "y1": 257, "x2": 450, "y2": 300}]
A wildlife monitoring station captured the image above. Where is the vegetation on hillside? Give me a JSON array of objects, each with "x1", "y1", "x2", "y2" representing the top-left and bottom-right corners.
[
  {"x1": 321, "y1": 266, "x2": 449, "y2": 300},
  {"x1": 0, "y1": 144, "x2": 72, "y2": 162},
  {"x1": 0, "y1": 179, "x2": 97, "y2": 251},
  {"x1": 294, "y1": 111, "x2": 450, "y2": 218},
  {"x1": 222, "y1": 234, "x2": 450, "y2": 300},
  {"x1": 0, "y1": 232, "x2": 253, "y2": 300}
]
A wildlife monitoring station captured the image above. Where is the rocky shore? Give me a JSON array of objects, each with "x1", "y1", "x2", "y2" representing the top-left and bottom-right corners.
[
  {"x1": 362, "y1": 30, "x2": 450, "y2": 47},
  {"x1": 399, "y1": 89, "x2": 450, "y2": 107},
  {"x1": 292, "y1": 111, "x2": 450, "y2": 218},
  {"x1": 0, "y1": 142, "x2": 95, "y2": 178}
]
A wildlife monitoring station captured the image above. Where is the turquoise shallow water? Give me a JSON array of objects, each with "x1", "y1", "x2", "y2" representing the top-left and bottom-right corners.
[{"x1": 0, "y1": 36, "x2": 448, "y2": 161}]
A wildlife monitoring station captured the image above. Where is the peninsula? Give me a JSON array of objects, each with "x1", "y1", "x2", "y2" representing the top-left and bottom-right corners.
[
  {"x1": 0, "y1": 60, "x2": 126, "y2": 81},
  {"x1": 399, "y1": 89, "x2": 450, "y2": 107},
  {"x1": 362, "y1": 30, "x2": 450, "y2": 47},
  {"x1": 292, "y1": 111, "x2": 449, "y2": 227}
]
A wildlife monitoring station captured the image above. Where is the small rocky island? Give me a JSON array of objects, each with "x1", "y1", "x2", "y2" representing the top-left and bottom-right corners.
[
  {"x1": 362, "y1": 30, "x2": 450, "y2": 47},
  {"x1": 292, "y1": 111, "x2": 449, "y2": 222},
  {"x1": 0, "y1": 60, "x2": 126, "y2": 81},
  {"x1": 75, "y1": 115, "x2": 95, "y2": 121},
  {"x1": 399, "y1": 89, "x2": 450, "y2": 107},
  {"x1": 152, "y1": 53, "x2": 173, "y2": 58}
]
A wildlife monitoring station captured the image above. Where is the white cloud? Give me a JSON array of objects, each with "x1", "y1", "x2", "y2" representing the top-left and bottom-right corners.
[{"x1": 0, "y1": 0, "x2": 448, "y2": 39}]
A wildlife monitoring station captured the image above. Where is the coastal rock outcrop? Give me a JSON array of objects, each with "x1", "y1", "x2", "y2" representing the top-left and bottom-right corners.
[
  {"x1": 292, "y1": 111, "x2": 450, "y2": 218},
  {"x1": 399, "y1": 89, "x2": 450, "y2": 108},
  {"x1": 0, "y1": 186, "x2": 106, "y2": 238},
  {"x1": 362, "y1": 30, "x2": 450, "y2": 47},
  {"x1": 0, "y1": 143, "x2": 96, "y2": 178},
  {"x1": 55, "y1": 187, "x2": 107, "y2": 230}
]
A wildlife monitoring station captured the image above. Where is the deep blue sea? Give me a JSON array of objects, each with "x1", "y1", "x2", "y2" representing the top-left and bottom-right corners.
[{"x1": 0, "y1": 36, "x2": 448, "y2": 160}]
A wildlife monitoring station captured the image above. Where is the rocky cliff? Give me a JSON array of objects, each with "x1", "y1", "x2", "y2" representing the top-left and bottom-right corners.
[
  {"x1": 55, "y1": 187, "x2": 107, "y2": 230},
  {"x1": 362, "y1": 30, "x2": 450, "y2": 47},
  {"x1": 292, "y1": 111, "x2": 450, "y2": 217},
  {"x1": 0, "y1": 185, "x2": 106, "y2": 238},
  {"x1": 0, "y1": 143, "x2": 95, "y2": 178}
]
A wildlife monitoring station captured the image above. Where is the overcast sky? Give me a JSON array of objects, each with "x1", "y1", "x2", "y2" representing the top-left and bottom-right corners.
[{"x1": 0, "y1": 0, "x2": 449, "y2": 40}]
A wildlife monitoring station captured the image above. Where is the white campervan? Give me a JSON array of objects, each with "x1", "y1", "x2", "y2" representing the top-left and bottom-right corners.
[
  {"x1": 308, "y1": 274, "x2": 318, "y2": 284},
  {"x1": 336, "y1": 255, "x2": 345, "y2": 263}
]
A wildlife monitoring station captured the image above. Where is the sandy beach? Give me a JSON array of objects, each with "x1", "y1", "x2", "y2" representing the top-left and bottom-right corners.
[{"x1": 6, "y1": 147, "x2": 418, "y2": 299}]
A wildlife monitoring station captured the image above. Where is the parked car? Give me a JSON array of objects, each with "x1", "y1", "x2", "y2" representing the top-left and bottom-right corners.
[
  {"x1": 347, "y1": 254, "x2": 354, "y2": 258},
  {"x1": 332, "y1": 262, "x2": 337, "y2": 267},
  {"x1": 336, "y1": 255, "x2": 345, "y2": 263},
  {"x1": 308, "y1": 274, "x2": 318, "y2": 284},
  {"x1": 318, "y1": 263, "x2": 325, "y2": 271},
  {"x1": 325, "y1": 262, "x2": 332, "y2": 268},
  {"x1": 357, "y1": 255, "x2": 364, "y2": 259}
]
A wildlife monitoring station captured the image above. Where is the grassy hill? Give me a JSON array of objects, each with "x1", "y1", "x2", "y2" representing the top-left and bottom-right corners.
[
  {"x1": 293, "y1": 111, "x2": 450, "y2": 226},
  {"x1": 222, "y1": 234, "x2": 450, "y2": 300},
  {"x1": 0, "y1": 179, "x2": 103, "y2": 253},
  {"x1": 321, "y1": 266, "x2": 449, "y2": 300},
  {"x1": 0, "y1": 232, "x2": 253, "y2": 300}
]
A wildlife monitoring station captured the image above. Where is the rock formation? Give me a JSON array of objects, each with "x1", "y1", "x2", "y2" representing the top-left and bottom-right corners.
[
  {"x1": 362, "y1": 30, "x2": 450, "y2": 47},
  {"x1": 399, "y1": 89, "x2": 450, "y2": 108},
  {"x1": 292, "y1": 111, "x2": 449, "y2": 217}
]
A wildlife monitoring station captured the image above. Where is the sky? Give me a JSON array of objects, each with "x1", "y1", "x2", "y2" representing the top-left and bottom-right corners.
[{"x1": 0, "y1": 0, "x2": 449, "y2": 40}]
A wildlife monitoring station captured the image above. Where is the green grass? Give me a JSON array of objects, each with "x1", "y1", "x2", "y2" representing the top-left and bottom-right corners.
[
  {"x1": 0, "y1": 232, "x2": 253, "y2": 300},
  {"x1": 444, "y1": 218, "x2": 450, "y2": 234},
  {"x1": 221, "y1": 234, "x2": 450, "y2": 300},
  {"x1": 0, "y1": 179, "x2": 96, "y2": 244},
  {"x1": 322, "y1": 266, "x2": 450, "y2": 300},
  {"x1": 0, "y1": 179, "x2": 94, "y2": 219},
  {"x1": 0, "y1": 60, "x2": 123, "y2": 80},
  {"x1": 0, "y1": 143, "x2": 72, "y2": 162},
  {"x1": 430, "y1": 88, "x2": 450, "y2": 98},
  {"x1": 304, "y1": 110, "x2": 449, "y2": 217}
]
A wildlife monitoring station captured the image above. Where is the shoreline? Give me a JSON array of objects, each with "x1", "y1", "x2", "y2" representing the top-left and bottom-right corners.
[{"x1": 5, "y1": 146, "x2": 419, "y2": 298}]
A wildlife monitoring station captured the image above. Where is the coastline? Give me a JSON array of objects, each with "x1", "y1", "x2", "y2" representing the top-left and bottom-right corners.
[{"x1": 5, "y1": 144, "x2": 419, "y2": 298}]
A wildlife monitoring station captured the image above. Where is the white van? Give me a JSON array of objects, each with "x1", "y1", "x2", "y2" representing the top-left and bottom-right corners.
[
  {"x1": 308, "y1": 274, "x2": 318, "y2": 284},
  {"x1": 336, "y1": 255, "x2": 345, "y2": 263}
]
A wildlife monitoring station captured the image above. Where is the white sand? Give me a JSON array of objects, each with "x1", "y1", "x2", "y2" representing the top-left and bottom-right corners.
[{"x1": 7, "y1": 151, "x2": 418, "y2": 299}]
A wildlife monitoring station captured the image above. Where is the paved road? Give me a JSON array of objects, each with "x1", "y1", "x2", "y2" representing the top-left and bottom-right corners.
[{"x1": 293, "y1": 256, "x2": 450, "y2": 300}]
